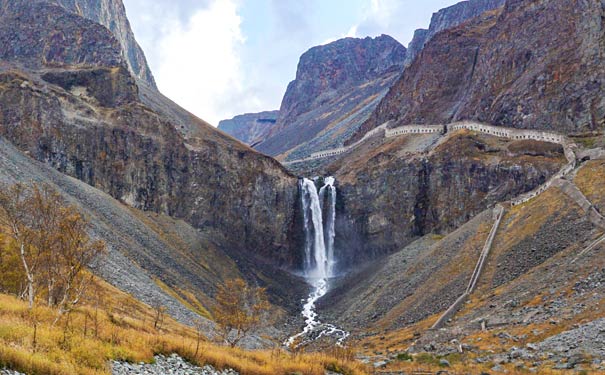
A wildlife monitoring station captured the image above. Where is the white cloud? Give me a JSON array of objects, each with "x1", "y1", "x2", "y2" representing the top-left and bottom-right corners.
[
  {"x1": 124, "y1": 0, "x2": 263, "y2": 126},
  {"x1": 349, "y1": 0, "x2": 402, "y2": 41},
  {"x1": 152, "y1": 0, "x2": 260, "y2": 125},
  {"x1": 346, "y1": 25, "x2": 359, "y2": 38}
]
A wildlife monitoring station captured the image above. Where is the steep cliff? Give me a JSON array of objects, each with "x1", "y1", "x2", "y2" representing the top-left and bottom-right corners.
[
  {"x1": 255, "y1": 35, "x2": 406, "y2": 159},
  {"x1": 403, "y1": 0, "x2": 505, "y2": 67},
  {"x1": 0, "y1": 0, "x2": 157, "y2": 87},
  {"x1": 354, "y1": 0, "x2": 605, "y2": 142},
  {"x1": 0, "y1": 0, "x2": 303, "y2": 275},
  {"x1": 327, "y1": 131, "x2": 565, "y2": 267},
  {"x1": 218, "y1": 110, "x2": 279, "y2": 147}
]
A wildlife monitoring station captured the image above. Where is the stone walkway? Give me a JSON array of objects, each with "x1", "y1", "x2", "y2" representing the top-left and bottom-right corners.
[{"x1": 284, "y1": 120, "x2": 573, "y2": 165}]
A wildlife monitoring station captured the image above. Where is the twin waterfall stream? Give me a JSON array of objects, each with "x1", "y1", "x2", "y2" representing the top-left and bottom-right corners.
[{"x1": 286, "y1": 177, "x2": 349, "y2": 347}]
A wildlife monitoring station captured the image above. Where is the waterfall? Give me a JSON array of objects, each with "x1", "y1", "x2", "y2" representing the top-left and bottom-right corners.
[
  {"x1": 300, "y1": 178, "x2": 329, "y2": 279},
  {"x1": 286, "y1": 177, "x2": 348, "y2": 347},
  {"x1": 319, "y1": 176, "x2": 336, "y2": 277}
]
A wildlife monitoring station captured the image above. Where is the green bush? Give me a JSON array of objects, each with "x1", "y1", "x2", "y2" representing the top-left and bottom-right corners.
[{"x1": 396, "y1": 352, "x2": 413, "y2": 361}]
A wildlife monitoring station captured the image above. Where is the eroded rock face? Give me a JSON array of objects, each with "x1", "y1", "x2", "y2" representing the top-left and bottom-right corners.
[
  {"x1": 57, "y1": 0, "x2": 156, "y2": 87},
  {"x1": 255, "y1": 35, "x2": 406, "y2": 157},
  {"x1": 356, "y1": 0, "x2": 605, "y2": 141},
  {"x1": 218, "y1": 111, "x2": 279, "y2": 147},
  {"x1": 0, "y1": 70, "x2": 301, "y2": 266},
  {"x1": 329, "y1": 133, "x2": 565, "y2": 266},
  {"x1": 403, "y1": 0, "x2": 505, "y2": 66},
  {"x1": 0, "y1": 0, "x2": 157, "y2": 87},
  {"x1": 0, "y1": 1, "x2": 126, "y2": 70}
]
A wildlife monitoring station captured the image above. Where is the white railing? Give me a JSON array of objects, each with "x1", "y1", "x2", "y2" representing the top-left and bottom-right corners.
[{"x1": 284, "y1": 121, "x2": 572, "y2": 165}]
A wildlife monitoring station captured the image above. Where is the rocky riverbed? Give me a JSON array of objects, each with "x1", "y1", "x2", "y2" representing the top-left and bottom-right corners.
[
  {"x1": 0, "y1": 354, "x2": 239, "y2": 375},
  {"x1": 111, "y1": 354, "x2": 238, "y2": 375},
  {"x1": 0, "y1": 369, "x2": 25, "y2": 375}
]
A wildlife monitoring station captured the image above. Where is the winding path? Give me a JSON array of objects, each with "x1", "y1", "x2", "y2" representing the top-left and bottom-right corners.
[{"x1": 283, "y1": 121, "x2": 574, "y2": 165}]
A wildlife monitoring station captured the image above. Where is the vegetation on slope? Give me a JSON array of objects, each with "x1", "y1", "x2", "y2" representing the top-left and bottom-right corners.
[
  {"x1": 0, "y1": 182, "x2": 368, "y2": 375},
  {"x1": 0, "y1": 290, "x2": 369, "y2": 375},
  {"x1": 353, "y1": 161, "x2": 605, "y2": 374}
]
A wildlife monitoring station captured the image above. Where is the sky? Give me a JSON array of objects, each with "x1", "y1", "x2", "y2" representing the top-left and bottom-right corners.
[{"x1": 122, "y1": 0, "x2": 460, "y2": 126}]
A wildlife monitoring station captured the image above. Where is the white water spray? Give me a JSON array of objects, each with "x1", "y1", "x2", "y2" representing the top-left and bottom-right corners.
[
  {"x1": 319, "y1": 177, "x2": 336, "y2": 277},
  {"x1": 286, "y1": 177, "x2": 348, "y2": 347}
]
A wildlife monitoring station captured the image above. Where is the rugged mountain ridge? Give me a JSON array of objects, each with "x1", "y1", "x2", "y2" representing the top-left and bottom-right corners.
[
  {"x1": 218, "y1": 110, "x2": 279, "y2": 147},
  {"x1": 353, "y1": 0, "x2": 605, "y2": 143},
  {"x1": 254, "y1": 35, "x2": 406, "y2": 158},
  {"x1": 275, "y1": 35, "x2": 406, "y2": 126},
  {"x1": 0, "y1": 0, "x2": 156, "y2": 87},
  {"x1": 403, "y1": 0, "x2": 505, "y2": 67},
  {"x1": 243, "y1": 1, "x2": 510, "y2": 162}
]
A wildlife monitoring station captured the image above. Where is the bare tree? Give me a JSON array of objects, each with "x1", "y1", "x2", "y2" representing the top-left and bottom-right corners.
[
  {"x1": 193, "y1": 318, "x2": 207, "y2": 358},
  {"x1": 213, "y1": 278, "x2": 271, "y2": 347},
  {"x1": 28, "y1": 184, "x2": 62, "y2": 307},
  {"x1": 0, "y1": 182, "x2": 106, "y2": 316},
  {"x1": 152, "y1": 300, "x2": 167, "y2": 331},
  {"x1": 0, "y1": 183, "x2": 41, "y2": 308},
  {"x1": 52, "y1": 207, "x2": 105, "y2": 322}
]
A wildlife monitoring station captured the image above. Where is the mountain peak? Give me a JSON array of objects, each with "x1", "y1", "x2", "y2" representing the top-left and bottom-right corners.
[
  {"x1": 0, "y1": 0, "x2": 156, "y2": 88},
  {"x1": 278, "y1": 34, "x2": 406, "y2": 129}
]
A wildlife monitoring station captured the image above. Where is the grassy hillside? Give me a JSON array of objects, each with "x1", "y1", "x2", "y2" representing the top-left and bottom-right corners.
[{"x1": 0, "y1": 282, "x2": 368, "y2": 375}]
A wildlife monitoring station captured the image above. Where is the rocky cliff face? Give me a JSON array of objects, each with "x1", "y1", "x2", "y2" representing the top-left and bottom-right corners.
[
  {"x1": 276, "y1": 35, "x2": 406, "y2": 124},
  {"x1": 0, "y1": 0, "x2": 157, "y2": 87},
  {"x1": 355, "y1": 0, "x2": 605, "y2": 142},
  {"x1": 403, "y1": 0, "x2": 505, "y2": 67},
  {"x1": 0, "y1": 1, "x2": 126, "y2": 71},
  {"x1": 255, "y1": 35, "x2": 406, "y2": 158},
  {"x1": 328, "y1": 132, "x2": 565, "y2": 266},
  {"x1": 218, "y1": 111, "x2": 279, "y2": 147},
  {"x1": 0, "y1": 0, "x2": 302, "y2": 270}
]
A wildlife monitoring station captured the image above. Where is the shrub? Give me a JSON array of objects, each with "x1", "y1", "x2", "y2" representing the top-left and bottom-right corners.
[{"x1": 396, "y1": 352, "x2": 413, "y2": 361}]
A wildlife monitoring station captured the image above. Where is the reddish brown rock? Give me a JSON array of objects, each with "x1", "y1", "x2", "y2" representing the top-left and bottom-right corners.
[{"x1": 354, "y1": 0, "x2": 605, "y2": 143}]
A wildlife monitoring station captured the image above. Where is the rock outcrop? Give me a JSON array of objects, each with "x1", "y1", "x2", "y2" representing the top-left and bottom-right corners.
[
  {"x1": 0, "y1": 0, "x2": 157, "y2": 87},
  {"x1": 218, "y1": 110, "x2": 279, "y2": 147},
  {"x1": 112, "y1": 354, "x2": 239, "y2": 375},
  {"x1": 403, "y1": 0, "x2": 505, "y2": 67},
  {"x1": 354, "y1": 0, "x2": 605, "y2": 142},
  {"x1": 255, "y1": 35, "x2": 406, "y2": 159}
]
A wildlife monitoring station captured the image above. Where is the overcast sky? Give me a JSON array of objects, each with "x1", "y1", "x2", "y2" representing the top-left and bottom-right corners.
[{"x1": 122, "y1": 0, "x2": 459, "y2": 125}]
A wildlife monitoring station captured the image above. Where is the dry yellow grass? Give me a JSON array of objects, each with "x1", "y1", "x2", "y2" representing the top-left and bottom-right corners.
[
  {"x1": 0, "y1": 284, "x2": 369, "y2": 375},
  {"x1": 154, "y1": 278, "x2": 212, "y2": 319},
  {"x1": 574, "y1": 159, "x2": 605, "y2": 211}
]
